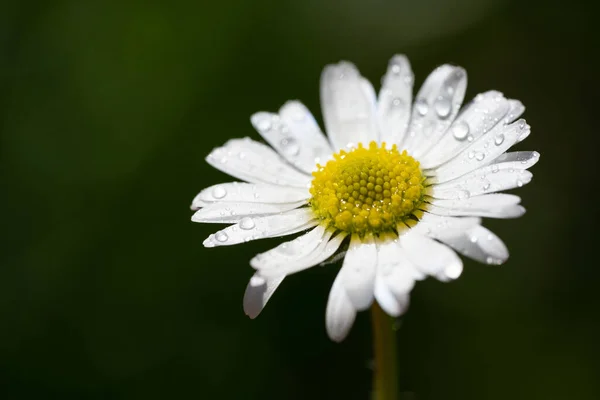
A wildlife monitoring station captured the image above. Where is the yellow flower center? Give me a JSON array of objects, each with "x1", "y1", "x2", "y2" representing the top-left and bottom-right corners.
[{"x1": 309, "y1": 142, "x2": 427, "y2": 235}]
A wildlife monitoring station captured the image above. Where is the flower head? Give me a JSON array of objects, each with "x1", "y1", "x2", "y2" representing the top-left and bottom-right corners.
[{"x1": 191, "y1": 55, "x2": 539, "y2": 342}]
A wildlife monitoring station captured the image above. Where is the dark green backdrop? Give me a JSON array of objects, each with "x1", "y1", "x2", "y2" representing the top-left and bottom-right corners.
[{"x1": 1, "y1": 0, "x2": 599, "y2": 399}]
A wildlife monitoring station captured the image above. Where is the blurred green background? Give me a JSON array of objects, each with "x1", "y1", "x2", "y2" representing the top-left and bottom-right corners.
[{"x1": 1, "y1": 0, "x2": 598, "y2": 398}]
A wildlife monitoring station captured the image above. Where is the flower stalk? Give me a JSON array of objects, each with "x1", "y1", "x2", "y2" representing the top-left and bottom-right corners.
[{"x1": 371, "y1": 303, "x2": 399, "y2": 400}]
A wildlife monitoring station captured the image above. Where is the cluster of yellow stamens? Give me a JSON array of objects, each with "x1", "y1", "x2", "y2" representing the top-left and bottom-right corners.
[{"x1": 309, "y1": 142, "x2": 427, "y2": 235}]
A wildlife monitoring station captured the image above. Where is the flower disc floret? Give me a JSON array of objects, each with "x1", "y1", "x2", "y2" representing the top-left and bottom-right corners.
[{"x1": 309, "y1": 142, "x2": 427, "y2": 235}]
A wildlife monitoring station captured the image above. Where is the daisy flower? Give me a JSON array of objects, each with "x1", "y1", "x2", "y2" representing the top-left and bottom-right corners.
[{"x1": 191, "y1": 55, "x2": 539, "y2": 342}]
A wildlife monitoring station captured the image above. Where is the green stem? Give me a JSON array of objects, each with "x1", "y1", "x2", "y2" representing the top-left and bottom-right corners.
[{"x1": 371, "y1": 303, "x2": 399, "y2": 400}]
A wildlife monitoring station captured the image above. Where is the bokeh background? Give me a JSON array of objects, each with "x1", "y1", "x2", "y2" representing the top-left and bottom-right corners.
[{"x1": 1, "y1": 0, "x2": 599, "y2": 398}]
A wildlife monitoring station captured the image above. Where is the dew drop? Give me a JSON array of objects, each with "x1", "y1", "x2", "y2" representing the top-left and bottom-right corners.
[
  {"x1": 392, "y1": 97, "x2": 403, "y2": 107},
  {"x1": 391, "y1": 64, "x2": 401, "y2": 74},
  {"x1": 280, "y1": 138, "x2": 300, "y2": 156},
  {"x1": 494, "y1": 133, "x2": 505, "y2": 146},
  {"x1": 257, "y1": 117, "x2": 272, "y2": 131},
  {"x1": 290, "y1": 105, "x2": 305, "y2": 121},
  {"x1": 517, "y1": 179, "x2": 523, "y2": 187},
  {"x1": 212, "y1": 186, "x2": 227, "y2": 199},
  {"x1": 483, "y1": 182, "x2": 491, "y2": 191},
  {"x1": 240, "y1": 217, "x2": 256, "y2": 230},
  {"x1": 458, "y1": 190, "x2": 471, "y2": 200},
  {"x1": 434, "y1": 97, "x2": 451, "y2": 118},
  {"x1": 470, "y1": 236, "x2": 478, "y2": 243},
  {"x1": 468, "y1": 151, "x2": 475, "y2": 159},
  {"x1": 486, "y1": 256, "x2": 494, "y2": 264},
  {"x1": 415, "y1": 99, "x2": 429, "y2": 116},
  {"x1": 452, "y1": 121, "x2": 470, "y2": 140},
  {"x1": 475, "y1": 152, "x2": 485, "y2": 161},
  {"x1": 250, "y1": 275, "x2": 266, "y2": 286},
  {"x1": 491, "y1": 164, "x2": 499, "y2": 173},
  {"x1": 467, "y1": 135, "x2": 474, "y2": 142},
  {"x1": 215, "y1": 231, "x2": 229, "y2": 242}
]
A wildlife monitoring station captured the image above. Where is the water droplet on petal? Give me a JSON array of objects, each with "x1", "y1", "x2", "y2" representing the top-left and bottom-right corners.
[
  {"x1": 475, "y1": 152, "x2": 485, "y2": 161},
  {"x1": 445, "y1": 262, "x2": 462, "y2": 279},
  {"x1": 470, "y1": 236, "x2": 478, "y2": 243},
  {"x1": 215, "y1": 231, "x2": 229, "y2": 242},
  {"x1": 494, "y1": 133, "x2": 505, "y2": 146},
  {"x1": 257, "y1": 117, "x2": 272, "y2": 131},
  {"x1": 452, "y1": 121, "x2": 470, "y2": 141},
  {"x1": 392, "y1": 97, "x2": 403, "y2": 107},
  {"x1": 212, "y1": 186, "x2": 227, "y2": 199},
  {"x1": 434, "y1": 97, "x2": 451, "y2": 118},
  {"x1": 491, "y1": 164, "x2": 500, "y2": 173},
  {"x1": 517, "y1": 179, "x2": 523, "y2": 187},
  {"x1": 391, "y1": 64, "x2": 401, "y2": 74},
  {"x1": 415, "y1": 99, "x2": 429, "y2": 116},
  {"x1": 280, "y1": 138, "x2": 300, "y2": 156},
  {"x1": 250, "y1": 275, "x2": 266, "y2": 286},
  {"x1": 467, "y1": 135, "x2": 474, "y2": 142},
  {"x1": 240, "y1": 217, "x2": 256, "y2": 230},
  {"x1": 468, "y1": 151, "x2": 475, "y2": 159},
  {"x1": 291, "y1": 105, "x2": 305, "y2": 121},
  {"x1": 458, "y1": 190, "x2": 471, "y2": 200}
]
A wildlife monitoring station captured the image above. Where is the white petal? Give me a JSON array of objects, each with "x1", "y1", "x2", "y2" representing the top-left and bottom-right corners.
[
  {"x1": 421, "y1": 91, "x2": 510, "y2": 168},
  {"x1": 431, "y1": 168, "x2": 533, "y2": 200},
  {"x1": 203, "y1": 208, "x2": 317, "y2": 247},
  {"x1": 411, "y1": 212, "x2": 481, "y2": 234},
  {"x1": 320, "y1": 61, "x2": 379, "y2": 151},
  {"x1": 403, "y1": 65, "x2": 467, "y2": 156},
  {"x1": 243, "y1": 273, "x2": 285, "y2": 319},
  {"x1": 412, "y1": 213, "x2": 482, "y2": 239},
  {"x1": 326, "y1": 273, "x2": 357, "y2": 343},
  {"x1": 427, "y1": 193, "x2": 525, "y2": 219},
  {"x1": 374, "y1": 274, "x2": 402, "y2": 317},
  {"x1": 375, "y1": 275, "x2": 411, "y2": 317},
  {"x1": 206, "y1": 138, "x2": 311, "y2": 188},
  {"x1": 505, "y1": 100, "x2": 525, "y2": 124},
  {"x1": 374, "y1": 238, "x2": 417, "y2": 317},
  {"x1": 377, "y1": 55, "x2": 413, "y2": 146},
  {"x1": 258, "y1": 231, "x2": 347, "y2": 278},
  {"x1": 431, "y1": 119, "x2": 531, "y2": 183},
  {"x1": 251, "y1": 102, "x2": 332, "y2": 174},
  {"x1": 191, "y1": 182, "x2": 310, "y2": 211},
  {"x1": 377, "y1": 238, "x2": 420, "y2": 292},
  {"x1": 469, "y1": 226, "x2": 509, "y2": 264},
  {"x1": 492, "y1": 151, "x2": 540, "y2": 169},
  {"x1": 251, "y1": 225, "x2": 327, "y2": 270},
  {"x1": 430, "y1": 150, "x2": 539, "y2": 199},
  {"x1": 433, "y1": 225, "x2": 508, "y2": 265},
  {"x1": 400, "y1": 231, "x2": 463, "y2": 281},
  {"x1": 191, "y1": 200, "x2": 306, "y2": 223},
  {"x1": 337, "y1": 234, "x2": 377, "y2": 311}
]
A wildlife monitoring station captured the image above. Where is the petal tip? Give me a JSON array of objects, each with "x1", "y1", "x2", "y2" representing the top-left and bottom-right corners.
[{"x1": 202, "y1": 236, "x2": 215, "y2": 248}]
